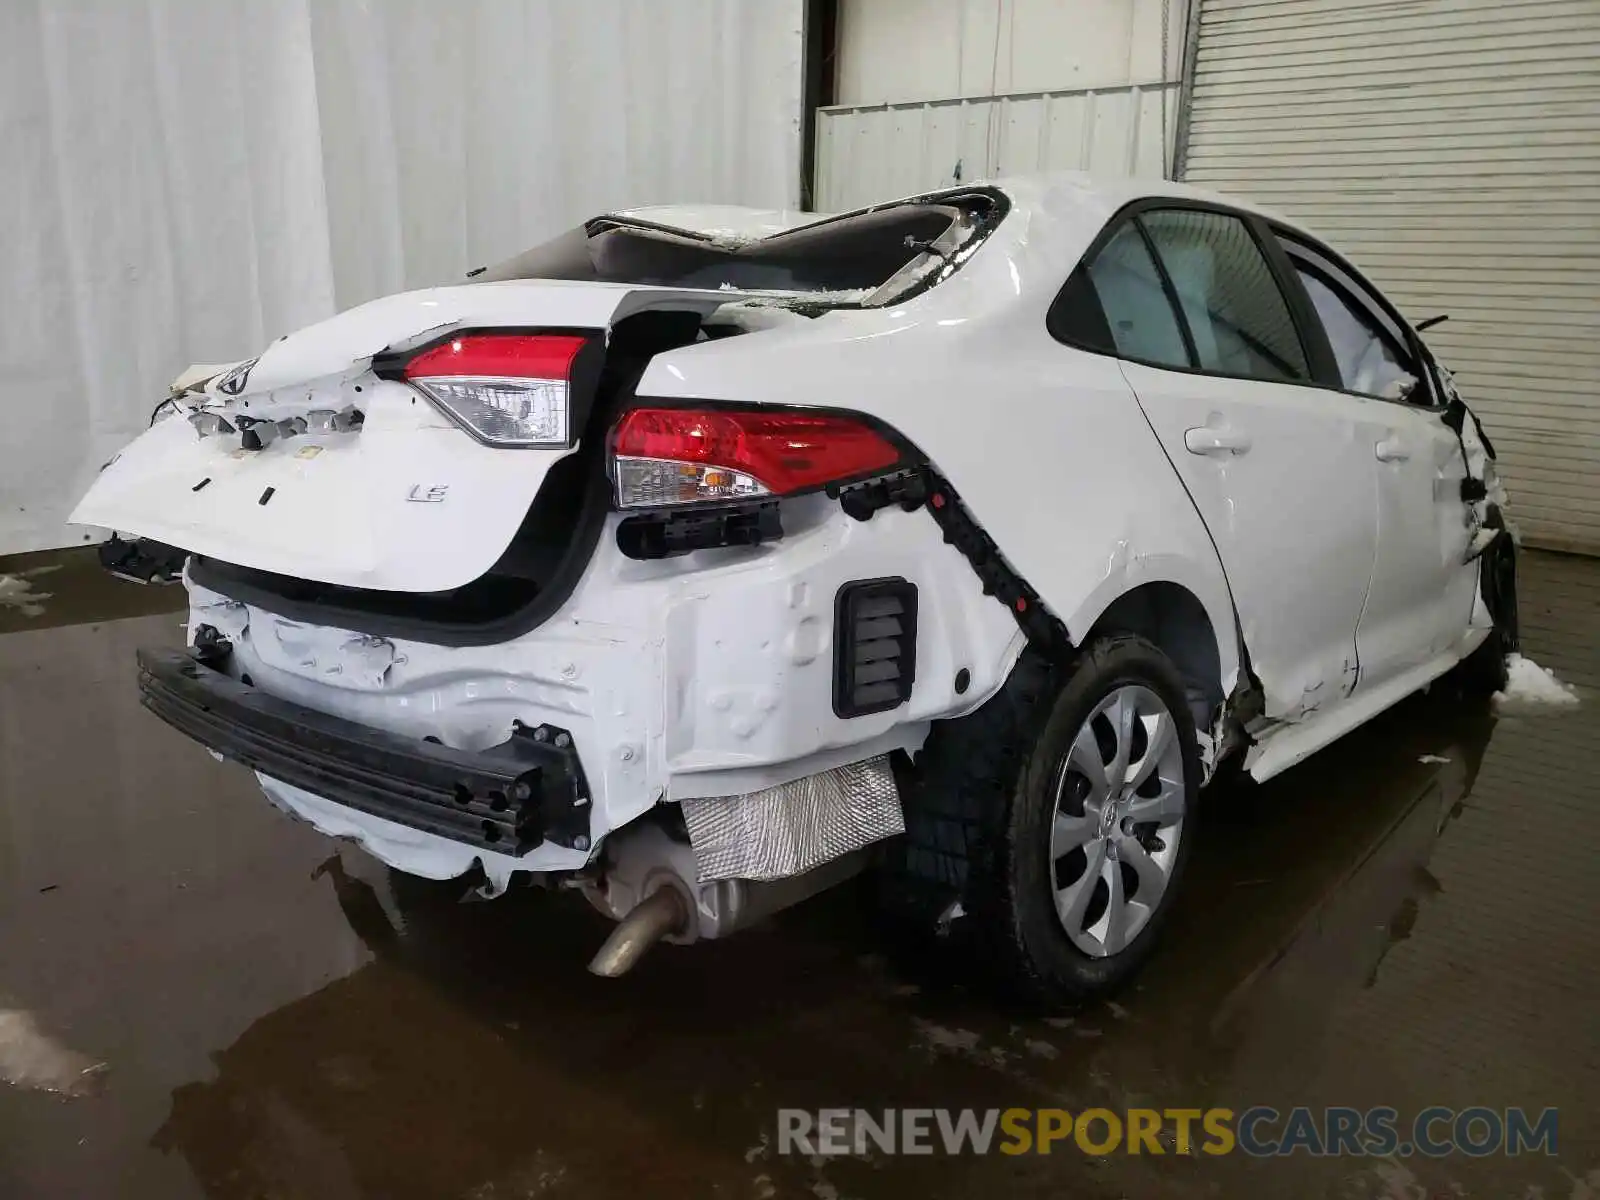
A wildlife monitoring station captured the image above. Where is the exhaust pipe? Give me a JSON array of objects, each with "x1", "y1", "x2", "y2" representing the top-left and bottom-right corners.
[
  {"x1": 580, "y1": 819, "x2": 873, "y2": 977},
  {"x1": 587, "y1": 886, "x2": 689, "y2": 977}
]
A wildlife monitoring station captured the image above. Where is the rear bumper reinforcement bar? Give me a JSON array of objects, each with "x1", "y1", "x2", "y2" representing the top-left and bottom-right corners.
[{"x1": 136, "y1": 644, "x2": 591, "y2": 857}]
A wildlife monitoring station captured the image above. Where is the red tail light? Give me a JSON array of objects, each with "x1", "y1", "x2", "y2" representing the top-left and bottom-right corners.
[
  {"x1": 403, "y1": 333, "x2": 587, "y2": 447},
  {"x1": 403, "y1": 333, "x2": 586, "y2": 380},
  {"x1": 611, "y1": 407, "x2": 903, "y2": 508}
]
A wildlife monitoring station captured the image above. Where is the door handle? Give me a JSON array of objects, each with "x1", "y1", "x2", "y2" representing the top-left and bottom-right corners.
[
  {"x1": 1375, "y1": 438, "x2": 1411, "y2": 462},
  {"x1": 1184, "y1": 426, "x2": 1252, "y2": 456}
]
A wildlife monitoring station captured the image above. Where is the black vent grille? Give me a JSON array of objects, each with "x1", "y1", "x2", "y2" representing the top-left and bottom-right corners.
[{"x1": 833, "y1": 578, "x2": 918, "y2": 718}]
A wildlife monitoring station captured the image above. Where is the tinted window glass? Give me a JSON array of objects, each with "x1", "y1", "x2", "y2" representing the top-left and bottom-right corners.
[
  {"x1": 1084, "y1": 222, "x2": 1190, "y2": 368},
  {"x1": 1296, "y1": 268, "x2": 1418, "y2": 401},
  {"x1": 1047, "y1": 265, "x2": 1116, "y2": 354},
  {"x1": 1139, "y1": 210, "x2": 1309, "y2": 382}
]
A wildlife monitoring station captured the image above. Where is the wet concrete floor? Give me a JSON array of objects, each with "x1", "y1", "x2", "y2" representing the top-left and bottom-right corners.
[{"x1": 1, "y1": 549, "x2": 1596, "y2": 1198}]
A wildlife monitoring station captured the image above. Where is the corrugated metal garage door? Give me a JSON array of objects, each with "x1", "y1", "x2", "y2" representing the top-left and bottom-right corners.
[{"x1": 1179, "y1": 0, "x2": 1600, "y2": 554}]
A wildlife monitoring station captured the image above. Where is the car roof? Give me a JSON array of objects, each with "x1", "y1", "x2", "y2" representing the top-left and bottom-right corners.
[
  {"x1": 604, "y1": 175, "x2": 1295, "y2": 233},
  {"x1": 989, "y1": 170, "x2": 1300, "y2": 230},
  {"x1": 602, "y1": 177, "x2": 1300, "y2": 252}
]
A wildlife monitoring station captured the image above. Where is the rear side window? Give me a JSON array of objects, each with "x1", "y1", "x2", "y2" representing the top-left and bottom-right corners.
[
  {"x1": 1049, "y1": 205, "x2": 1314, "y2": 386},
  {"x1": 1139, "y1": 209, "x2": 1309, "y2": 383},
  {"x1": 1082, "y1": 224, "x2": 1190, "y2": 369}
]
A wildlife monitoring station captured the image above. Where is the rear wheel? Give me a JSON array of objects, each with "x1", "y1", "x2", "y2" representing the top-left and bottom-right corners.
[
  {"x1": 1043, "y1": 681, "x2": 1188, "y2": 961},
  {"x1": 883, "y1": 634, "x2": 1200, "y2": 1004}
]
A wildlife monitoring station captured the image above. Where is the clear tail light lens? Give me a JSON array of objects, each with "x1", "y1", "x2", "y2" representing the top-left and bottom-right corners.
[
  {"x1": 611, "y1": 407, "x2": 902, "y2": 509},
  {"x1": 404, "y1": 334, "x2": 586, "y2": 447}
]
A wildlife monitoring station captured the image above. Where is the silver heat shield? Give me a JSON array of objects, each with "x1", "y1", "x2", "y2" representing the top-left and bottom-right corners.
[{"x1": 681, "y1": 755, "x2": 904, "y2": 882}]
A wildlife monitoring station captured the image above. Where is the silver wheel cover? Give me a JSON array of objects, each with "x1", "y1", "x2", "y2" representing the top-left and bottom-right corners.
[{"x1": 1048, "y1": 684, "x2": 1187, "y2": 957}]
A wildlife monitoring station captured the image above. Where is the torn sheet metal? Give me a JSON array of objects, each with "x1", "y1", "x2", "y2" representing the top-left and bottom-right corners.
[
  {"x1": 681, "y1": 755, "x2": 903, "y2": 882},
  {"x1": 1463, "y1": 525, "x2": 1498, "y2": 563},
  {"x1": 1440, "y1": 366, "x2": 1512, "y2": 537},
  {"x1": 254, "y1": 616, "x2": 405, "y2": 690},
  {"x1": 169, "y1": 360, "x2": 248, "y2": 397}
]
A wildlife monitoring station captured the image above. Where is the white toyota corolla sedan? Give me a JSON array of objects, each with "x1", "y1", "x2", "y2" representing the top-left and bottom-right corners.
[{"x1": 76, "y1": 173, "x2": 1517, "y2": 1003}]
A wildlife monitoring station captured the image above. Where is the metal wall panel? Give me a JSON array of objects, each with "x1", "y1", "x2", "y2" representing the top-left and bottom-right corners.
[
  {"x1": 815, "y1": 82, "x2": 1178, "y2": 212},
  {"x1": 1180, "y1": 0, "x2": 1600, "y2": 553},
  {"x1": 835, "y1": 0, "x2": 1184, "y2": 105}
]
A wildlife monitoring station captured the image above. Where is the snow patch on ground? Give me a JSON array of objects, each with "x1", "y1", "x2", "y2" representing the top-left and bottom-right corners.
[
  {"x1": 913, "y1": 1020, "x2": 981, "y2": 1055},
  {"x1": 0, "y1": 1008, "x2": 106, "y2": 1096},
  {"x1": 0, "y1": 567, "x2": 58, "y2": 618},
  {"x1": 1494, "y1": 653, "x2": 1580, "y2": 707}
]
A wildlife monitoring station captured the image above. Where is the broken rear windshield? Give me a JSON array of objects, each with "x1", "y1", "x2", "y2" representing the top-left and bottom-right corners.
[{"x1": 474, "y1": 191, "x2": 1003, "y2": 305}]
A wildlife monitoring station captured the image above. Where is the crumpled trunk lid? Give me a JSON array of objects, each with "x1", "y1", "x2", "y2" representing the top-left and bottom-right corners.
[{"x1": 71, "y1": 281, "x2": 737, "y2": 594}]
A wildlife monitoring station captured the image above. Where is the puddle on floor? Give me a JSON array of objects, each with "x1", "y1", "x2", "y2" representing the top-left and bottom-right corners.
[{"x1": 1, "y1": 554, "x2": 1596, "y2": 1198}]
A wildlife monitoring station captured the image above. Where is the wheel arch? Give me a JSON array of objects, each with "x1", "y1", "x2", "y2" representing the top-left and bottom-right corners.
[{"x1": 1070, "y1": 573, "x2": 1236, "y2": 735}]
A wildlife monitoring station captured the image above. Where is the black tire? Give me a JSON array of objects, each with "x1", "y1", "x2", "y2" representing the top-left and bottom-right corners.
[
  {"x1": 1455, "y1": 518, "x2": 1519, "y2": 697},
  {"x1": 881, "y1": 634, "x2": 1201, "y2": 1005}
]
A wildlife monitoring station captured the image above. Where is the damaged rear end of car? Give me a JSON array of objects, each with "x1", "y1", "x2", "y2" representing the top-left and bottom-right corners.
[{"x1": 76, "y1": 188, "x2": 1022, "y2": 973}]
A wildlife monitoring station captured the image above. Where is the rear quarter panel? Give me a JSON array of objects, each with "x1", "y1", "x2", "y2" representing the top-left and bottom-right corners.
[{"x1": 638, "y1": 186, "x2": 1241, "y2": 700}]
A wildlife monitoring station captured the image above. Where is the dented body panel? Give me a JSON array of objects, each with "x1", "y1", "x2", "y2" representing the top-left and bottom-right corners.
[
  {"x1": 1353, "y1": 397, "x2": 1481, "y2": 687},
  {"x1": 1116, "y1": 360, "x2": 1375, "y2": 721},
  {"x1": 181, "y1": 494, "x2": 1023, "y2": 889}
]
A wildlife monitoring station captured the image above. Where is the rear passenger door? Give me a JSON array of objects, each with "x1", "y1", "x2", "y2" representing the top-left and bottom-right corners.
[{"x1": 1055, "y1": 205, "x2": 1384, "y2": 722}]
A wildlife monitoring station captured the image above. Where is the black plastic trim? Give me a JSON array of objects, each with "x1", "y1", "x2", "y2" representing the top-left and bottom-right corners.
[
  {"x1": 833, "y1": 467, "x2": 929, "y2": 521},
  {"x1": 1244, "y1": 211, "x2": 1340, "y2": 389},
  {"x1": 137, "y1": 644, "x2": 592, "y2": 856},
  {"x1": 1044, "y1": 263, "x2": 1115, "y2": 355},
  {"x1": 833, "y1": 578, "x2": 919, "y2": 718},
  {"x1": 617, "y1": 500, "x2": 782, "y2": 559},
  {"x1": 1478, "y1": 508, "x2": 1520, "y2": 655},
  {"x1": 917, "y1": 469, "x2": 1072, "y2": 655}
]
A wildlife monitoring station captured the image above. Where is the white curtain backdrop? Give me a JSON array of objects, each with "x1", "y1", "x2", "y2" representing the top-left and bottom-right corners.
[{"x1": 0, "y1": 0, "x2": 804, "y2": 555}]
